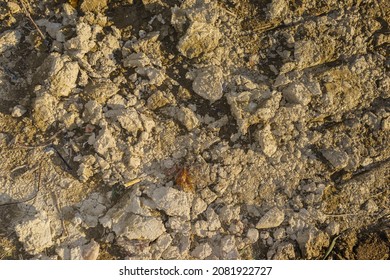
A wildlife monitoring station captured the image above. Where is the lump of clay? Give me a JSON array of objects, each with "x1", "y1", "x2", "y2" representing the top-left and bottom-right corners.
[
  {"x1": 80, "y1": 0, "x2": 108, "y2": 13},
  {"x1": 83, "y1": 79, "x2": 119, "y2": 104},
  {"x1": 34, "y1": 53, "x2": 79, "y2": 97},
  {"x1": 32, "y1": 93, "x2": 59, "y2": 131},
  {"x1": 177, "y1": 22, "x2": 221, "y2": 59},
  {"x1": 255, "y1": 124, "x2": 278, "y2": 157}
]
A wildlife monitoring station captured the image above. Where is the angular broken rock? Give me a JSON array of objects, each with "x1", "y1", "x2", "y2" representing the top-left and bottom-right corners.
[
  {"x1": 34, "y1": 53, "x2": 79, "y2": 97},
  {"x1": 93, "y1": 125, "x2": 116, "y2": 155},
  {"x1": 192, "y1": 66, "x2": 223, "y2": 102},
  {"x1": 268, "y1": 0, "x2": 290, "y2": 20},
  {"x1": 81, "y1": 240, "x2": 100, "y2": 260},
  {"x1": 116, "y1": 108, "x2": 144, "y2": 135},
  {"x1": 191, "y1": 243, "x2": 212, "y2": 259},
  {"x1": 246, "y1": 228, "x2": 259, "y2": 243},
  {"x1": 114, "y1": 214, "x2": 165, "y2": 241},
  {"x1": 83, "y1": 100, "x2": 103, "y2": 124},
  {"x1": 64, "y1": 22, "x2": 95, "y2": 58},
  {"x1": 148, "y1": 187, "x2": 193, "y2": 219},
  {"x1": 83, "y1": 79, "x2": 119, "y2": 104},
  {"x1": 0, "y1": 30, "x2": 21, "y2": 54},
  {"x1": 11, "y1": 105, "x2": 27, "y2": 118},
  {"x1": 294, "y1": 39, "x2": 335, "y2": 70},
  {"x1": 177, "y1": 21, "x2": 221, "y2": 59},
  {"x1": 32, "y1": 93, "x2": 59, "y2": 131},
  {"x1": 256, "y1": 207, "x2": 285, "y2": 229},
  {"x1": 255, "y1": 124, "x2": 277, "y2": 157},
  {"x1": 321, "y1": 149, "x2": 349, "y2": 169},
  {"x1": 191, "y1": 197, "x2": 208, "y2": 218},
  {"x1": 136, "y1": 66, "x2": 166, "y2": 86},
  {"x1": 219, "y1": 235, "x2": 239, "y2": 259},
  {"x1": 48, "y1": 60, "x2": 79, "y2": 97},
  {"x1": 123, "y1": 52, "x2": 151, "y2": 68},
  {"x1": 78, "y1": 192, "x2": 107, "y2": 228},
  {"x1": 147, "y1": 91, "x2": 176, "y2": 110},
  {"x1": 177, "y1": 106, "x2": 200, "y2": 131},
  {"x1": 282, "y1": 82, "x2": 311, "y2": 105}
]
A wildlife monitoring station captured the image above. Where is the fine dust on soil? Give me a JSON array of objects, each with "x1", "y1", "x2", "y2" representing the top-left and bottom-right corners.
[{"x1": 0, "y1": 0, "x2": 389, "y2": 260}]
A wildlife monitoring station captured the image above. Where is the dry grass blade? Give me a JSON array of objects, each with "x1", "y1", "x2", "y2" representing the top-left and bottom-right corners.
[
  {"x1": 18, "y1": 0, "x2": 46, "y2": 40},
  {"x1": 323, "y1": 235, "x2": 340, "y2": 260}
]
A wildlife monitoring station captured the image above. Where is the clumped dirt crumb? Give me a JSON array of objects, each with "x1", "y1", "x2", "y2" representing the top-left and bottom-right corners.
[{"x1": 0, "y1": 0, "x2": 389, "y2": 260}]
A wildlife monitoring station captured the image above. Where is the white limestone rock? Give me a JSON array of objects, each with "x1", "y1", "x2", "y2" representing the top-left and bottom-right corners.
[
  {"x1": 294, "y1": 39, "x2": 335, "y2": 70},
  {"x1": 114, "y1": 213, "x2": 165, "y2": 241},
  {"x1": 271, "y1": 242, "x2": 296, "y2": 260},
  {"x1": 177, "y1": 106, "x2": 200, "y2": 131},
  {"x1": 147, "y1": 90, "x2": 176, "y2": 110},
  {"x1": 166, "y1": 216, "x2": 192, "y2": 234},
  {"x1": 83, "y1": 100, "x2": 103, "y2": 125},
  {"x1": 192, "y1": 66, "x2": 223, "y2": 102},
  {"x1": 83, "y1": 79, "x2": 119, "y2": 104},
  {"x1": 123, "y1": 52, "x2": 151, "y2": 68},
  {"x1": 11, "y1": 105, "x2": 26, "y2": 117},
  {"x1": 93, "y1": 125, "x2": 116, "y2": 155},
  {"x1": 148, "y1": 187, "x2": 193, "y2": 219},
  {"x1": 81, "y1": 239, "x2": 100, "y2": 260},
  {"x1": 151, "y1": 233, "x2": 173, "y2": 259},
  {"x1": 136, "y1": 66, "x2": 166, "y2": 86},
  {"x1": 246, "y1": 228, "x2": 259, "y2": 243},
  {"x1": 218, "y1": 205, "x2": 241, "y2": 224},
  {"x1": 116, "y1": 108, "x2": 144, "y2": 135},
  {"x1": 255, "y1": 124, "x2": 278, "y2": 157},
  {"x1": 282, "y1": 82, "x2": 311, "y2": 105},
  {"x1": 15, "y1": 212, "x2": 53, "y2": 255},
  {"x1": 34, "y1": 53, "x2": 79, "y2": 97},
  {"x1": 78, "y1": 192, "x2": 107, "y2": 228},
  {"x1": 256, "y1": 207, "x2": 285, "y2": 229},
  {"x1": 268, "y1": 0, "x2": 290, "y2": 20},
  {"x1": 191, "y1": 197, "x2": 207, "y2": 218},
  {"x1": 219, "y1": 235, "x2": 239, "y2": 259},
  {"x1": 64, "y1": 22, "x2": 95, "y2": 58},
  {"x1": 205, "y1": 207, "x2": 221, "y2": 232}
]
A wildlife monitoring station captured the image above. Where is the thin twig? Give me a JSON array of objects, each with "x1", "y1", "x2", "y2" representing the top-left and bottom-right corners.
[
  {"x1": 18, "y1": 0, "x2": 46, "y2": 40},
  {"x1": 323, "y1": 212, "x2": 359, "y2": 217},
  {"x1": 49, "y1": 145, "x2": 73, "y2": 171}
]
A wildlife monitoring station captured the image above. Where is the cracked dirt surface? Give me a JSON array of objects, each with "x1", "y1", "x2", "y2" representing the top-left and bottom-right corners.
[{"x1": 0, "y1": 0, "x2": 389, "y2": 260}]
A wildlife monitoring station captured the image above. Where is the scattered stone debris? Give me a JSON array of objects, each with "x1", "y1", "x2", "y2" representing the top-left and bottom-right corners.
[{"x1": 0, "y1": 0, "x2": 388, "y2": 260}]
